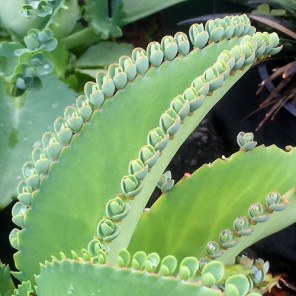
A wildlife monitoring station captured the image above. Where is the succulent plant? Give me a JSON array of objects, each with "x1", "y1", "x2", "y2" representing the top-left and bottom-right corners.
[{"x1": 1, "y1": 13, "x2": 295, "y2": 296}]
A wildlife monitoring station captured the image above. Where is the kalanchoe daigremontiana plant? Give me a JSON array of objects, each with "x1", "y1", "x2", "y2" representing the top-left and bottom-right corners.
[
  {"x1": 1, "y1": 14, "x2": 295, "y2": 296},
  {"x1": 0, "y1": 0, "x2": 187, "y2": 210}
]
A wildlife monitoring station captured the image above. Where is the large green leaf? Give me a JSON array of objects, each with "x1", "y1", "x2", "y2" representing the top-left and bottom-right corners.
[
  {"x1": 13, "y1": 35, "x2": 252, "y2": 283},
  {"x1": 122, "y1": 0, "x2": 187, "y2": 24},
  {"x1": 0, "y1": 76, "x2": 77, "y2": 209},
  {"x1": 129, "y1": 146, "x2": 296, "y2": 263},
  {"x1": 35, "y1": 258, "x2": 223, "y2": 296},
  {"x1": 75, "y1": 41, "x2": 134, "y2": 69}
]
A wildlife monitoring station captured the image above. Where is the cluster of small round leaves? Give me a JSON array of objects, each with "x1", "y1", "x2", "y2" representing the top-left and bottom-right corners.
[
  {"x1": 17, "y1": 181, "x2": 32, "y2": 207},
  {"x1": 219, "y1": 229, "x2": 239, "y2": 248},
  {"x1": 159, "y1": 109, "x2": 181, "y2": 137},
  {"x1": 266, "y1": 191, "x2": 288, "y2": 211},
  {"x1": 178, "y1": 257, "x2": 199, "y2": 280},
  {"x1": 248, "y1": 202, "x2": 269, "y2": 223},
  {"x1": 88, "y1": 239, "x2": 104, "y2": 257},
  {"x1": 128, "y1": 159, "x2": 148, "y2": 180},
  {"x1": 225, "y1": 274, "x2": 250, "y2": 296},
  {"x1": 206, "y1": 241, "x2": 224, "y2": 259},
  {"x1": 189, "y1": 23, "x2": 209, "y2": 48},
  {"x1": 19, "y1": 0, "x2": 55, "y2": 18},
  {"x1": 131, "y1": 251, "x2": 147, "y2": 270},
  {"x1": 121, "y1": 175, "x2": 143, "y2": 198},
  {"x1": 147, "y1": 127, "x2": 170, "y2": 151},
  {"x1": 147, "y1": 42, "x2": 164, "y2": 67},
  {"x1": 233, "y1": 216, "x2": 254, "y2": 236},
  {"x1": 42, "y1": 248, "x2": 266, "y2": 295},
  {"x1": 145, "y1": 252, "x2": 161, "y2": 272},
  {"x1": 250, "y1": 259, "x2": 270, "y2": 287},
  {"x1": 203, "y1": 189, "x2": 289, "y2": 261},
  {"x1": 161, "y1": 36, "x2": 178, "y2": 60},
  {"x1": 157, "y1": 171, "x2": 175, "y2": 193},
  {"x1": 237, "y1": 132, "x2": 257, "y2": 151},
  {"x1": 42, "y1": 132, "x2": 62, "y2": 160},
  {"x1": 22, "y1": 162, "x2": 40, "y2": 189},
  {"x1": 159, "y1": 255, "x2": 178, "y2": 276},
  {"x1": 189, "y1": 14, "x2": 256, "y2": 48},
  {"x1": 170, "y1": 95, "x2": 190, "y2": 121},
  {"x1": 138, "y1": 144, "x2": 160, "y2": 168},
  {"x1": 199, "y1": 257, "x2": 211, "y2": 272},
  {"x1": 201, "y1": 261, "x2": 224, "y2": 286},
  {"x1": 183, "y1": 87, "x2": 206, "y2": 112},
  {"x1": 106, "y1": 197, "x2": 130, "y2": 221},
  {"x1": 54, "y1": 117, "x2": 73, "y2": 145},
  {"x1": 174, "y1": 32, "x2": 190, "y2": 56},
  {"x1": 16, "y1": 29, "x2": 57, "y2": 55},
  {"x1": 117, "y1": 249, "x2": 131, "y2": 267},
  {"x1": 97, "y1": 218, "x2": 120, "y2": 242}
]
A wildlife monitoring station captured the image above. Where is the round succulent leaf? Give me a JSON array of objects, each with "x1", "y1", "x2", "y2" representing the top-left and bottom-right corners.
[
  {"x1": 147, "y1": 41, "x2": 163, "y2": 67},
  {"x1": 232, "y1": 55, "x2": 245, "y2": 71},
  {"x1": 128, "y1": 159, "x2": 148, "y2": 180},
  {"x1": 159, "y1": 255, "x2": 177, "y2": 275},
  {"x1": 97, "y1": 218, "x2": 120, "y2": 241},
  {"x1": 121, "y1": 175, "x2": 143, "y2": 197},
  {"x1": 132, "y1": 48, "x2": 149, "y2": 74},
  {"x1": 201, "y1": 261, "x2": 224, "y2": 285},
  {"x1": 18, "y1": 191, "x2": 32, "y2": 206},
  {"x1": 170, "y1": 95, "x2": 190, "y2": 120},
  {"x1": 201, "y1": 272, "x2": 217, "y2": 287},
  {"x1": 225, "y1": 283, "x2": 240, "y2": 296},
  {"x1": 189, "y1": 94, "x2": 205, "y2": 111},
  {"x1": 206, "y1": 241, "x2": 224, "y2": 258},
  {"x1": 132, "y1": 251, "x2": 147, "y2": 270},
  {"x1": 174, "y1": 32, "x2": 190, "y2": 56},
  {"x1": 106, "y1": 197, "x2": 130, "y2": 221},
  {"x1": 146, "y1": 252, "x2": 160, "y2": 271},
  {"x1": 101, "y1": 76, "x2": 116, "y2": 97},
  {"x1": 113, "y1": 70, "x2": 128, "y2": 89},
  {"x1": 117, "y1": 249, "x2": 131, "y2": 267},
  {"x1": 87, "y1": 239, "x2": 103, "y2": 257},
  {"x1": 138, "y1": 145, "x2": 159, "y2": 168},
  {"x1": 147, "y1": 128, "x2": 169, "y2": 151},
  {"x1": 161, "y1": 36, "x2": 178, "y2": 60},
  {"x1": 268, "y1": 45, "x2": 283, "y2": 56},
  {"x1": 209, "y1": 27, "x2": 224, "y2": 43},
  {"x1": 96, "y1": 250, "x2": 107, "y2": 264},
  {"x1": 9, "y1": 228, "x2": 20, "y2": 250},
  {"x1": 224, "y1": 26, "x2": 235, "y2": 39},
  {"x1": 178, "y1": 257, "x2": 199, "y2": 279},
  {"x1": 225, "y1": 274, "x2": 250, "y2": 296},
  {"x1": 119, "y1": 56, "x2": 137, "y2": 81},
  {"x1": 219, "y1": 229, "x2": 238, "y2": 248}
]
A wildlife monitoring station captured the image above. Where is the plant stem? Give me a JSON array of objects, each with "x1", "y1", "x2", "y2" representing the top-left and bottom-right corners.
[{"x1": 61, "y1": 27, "x2": 102, "y2": 49}]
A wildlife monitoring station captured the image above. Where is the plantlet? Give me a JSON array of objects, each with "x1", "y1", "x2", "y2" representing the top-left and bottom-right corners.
[{"x1": 1, "y1": 13, "x2": 295, "y2": 296}]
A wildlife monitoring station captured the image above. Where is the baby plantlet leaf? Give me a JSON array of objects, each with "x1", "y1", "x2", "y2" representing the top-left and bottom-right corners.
[
  {"x1": 159, "y1": 255, "x2": 177, "y2": 276},
  {"x1": 201, "y1": 261, "x2": 224, "y2": 286}
]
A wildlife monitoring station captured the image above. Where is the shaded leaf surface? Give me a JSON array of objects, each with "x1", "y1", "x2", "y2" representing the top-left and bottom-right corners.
[{"x1": 0, "y1": 75, "x2": 77, "y2": 209}]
